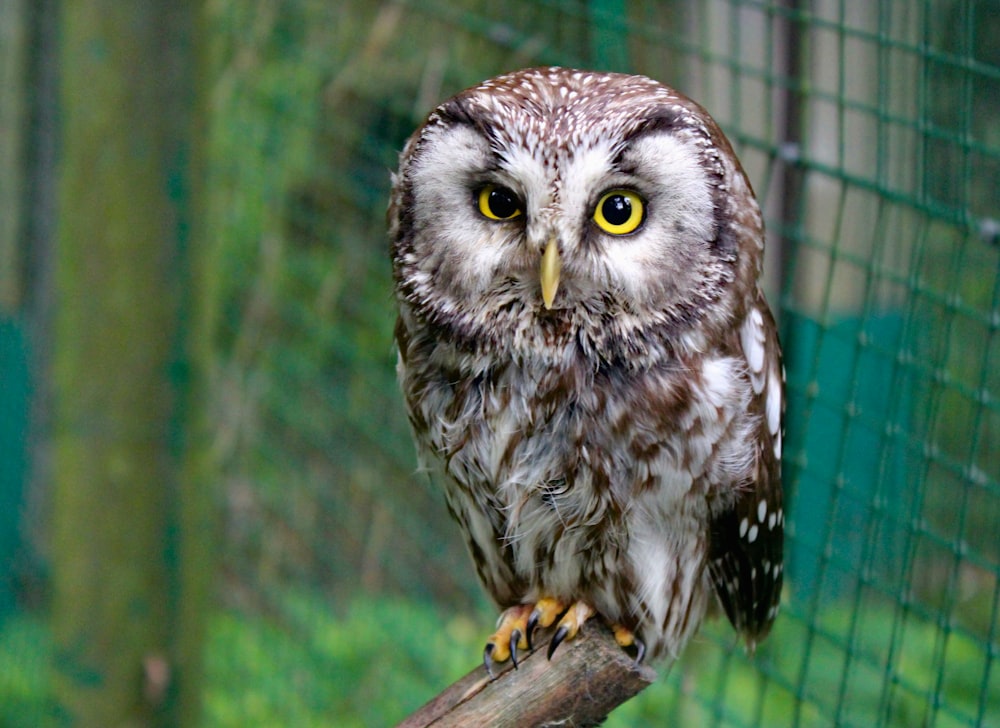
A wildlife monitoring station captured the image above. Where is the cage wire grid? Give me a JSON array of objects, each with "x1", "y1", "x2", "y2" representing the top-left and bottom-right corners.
[{"x1": 0, "y1": 0, "x2": 998, "y2": 726}]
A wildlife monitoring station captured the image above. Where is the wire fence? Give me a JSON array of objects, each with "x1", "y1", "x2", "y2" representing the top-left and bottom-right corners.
[{"x1": 1, "y1": 1, "x2": 997, "y2": 726}]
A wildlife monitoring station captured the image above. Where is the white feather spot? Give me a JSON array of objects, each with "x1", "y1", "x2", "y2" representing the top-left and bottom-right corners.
[
  {"x1": 739, "y1": 517, "x2": 749, "y2": 538},
  {"x1": 748, "y1": 524, "x2": 759, "y2": 543},
  {"x1": 741, "y1": 309, "x2": 766, "y2": 375},
  {"x1": 766, "y1": 368, "x2": 782, "y2": 436},
  {"x1": 768, "y1": 512, "x2": 778, "y2": 530},
  {"x1": 757, "y1": 498, "x2": 767, "y2": 522}
]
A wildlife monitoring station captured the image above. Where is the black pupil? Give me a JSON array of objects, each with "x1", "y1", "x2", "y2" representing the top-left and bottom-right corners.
[
  {"x1": 602, "y1": 194, "x2": 633, "y2": 226},
  {"x1": 488, "y1": 187, "x2": 519, "y2": 218}
]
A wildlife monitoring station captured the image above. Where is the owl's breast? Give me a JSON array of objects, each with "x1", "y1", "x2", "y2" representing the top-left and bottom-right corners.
[
  {"x1": 401, "y1": 326, "x2": 760, "y2": 616},
  {"x1": 404, "y1": 333, "x2": 756, "y2": 508}
]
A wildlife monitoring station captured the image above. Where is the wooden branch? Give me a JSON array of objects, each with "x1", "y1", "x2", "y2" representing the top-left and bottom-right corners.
[{"x1": 398, "y1": 621, "x2": 657, "y2": 728}]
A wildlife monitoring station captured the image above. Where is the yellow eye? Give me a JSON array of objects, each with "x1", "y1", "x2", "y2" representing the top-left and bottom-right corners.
[
  {"x1": 477, "y1": 184, "x2": 522, "y2": 221},
  {"x1": 593, "y1": 189, "x2": 645, "y2": 235}
]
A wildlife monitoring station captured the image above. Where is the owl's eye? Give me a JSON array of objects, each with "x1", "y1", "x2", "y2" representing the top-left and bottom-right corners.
[
  {"x1": 477, "y1": 184, "x2": 523, "y2": 221},
  {"x1": 593, "y1": 190, "x2": 645, "y2": 235}
]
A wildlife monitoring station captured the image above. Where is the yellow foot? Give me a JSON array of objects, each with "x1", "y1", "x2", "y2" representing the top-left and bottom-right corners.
[
  {"x1": 483, "y1": 598, "x2": 604, "y2": 676},
  {"x1": 483, "y1": 597, "x2": 571, "y2": 676},
  {"x1": 612, "y1": 622, "x2": 647, "y2": 664},
  {"x1": 483, "y1": 604, "x2": 532, "y2": 676},
  {"x1": 546, "y1": 601, "x2": 596, "y2": 660},
  {"x1": 526, "y1": 596, "x2": 565, "y2": 643}
]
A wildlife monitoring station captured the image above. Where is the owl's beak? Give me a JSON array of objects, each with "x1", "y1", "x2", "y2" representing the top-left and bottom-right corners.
[{"x1": 540, "y1": 239, "x2": 561, "y2": 309}]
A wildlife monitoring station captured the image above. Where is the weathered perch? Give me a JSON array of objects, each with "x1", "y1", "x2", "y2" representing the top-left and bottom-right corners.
[{"x1": 398, "y1": 621, "x2": 657, "y2": 727}]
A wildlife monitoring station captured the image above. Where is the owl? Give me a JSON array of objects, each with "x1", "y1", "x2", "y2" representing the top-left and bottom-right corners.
[{"x1": 390, "y1": 67, "x2": 783, "y2": 673}]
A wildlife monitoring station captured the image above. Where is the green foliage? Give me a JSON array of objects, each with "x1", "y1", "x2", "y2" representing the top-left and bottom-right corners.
[
  {"x1": 0, "y1": 616, "x2": 50, "y2": 727},
  {"x1": 202, "y1": 594, "x2": 480, "y2": 727}
]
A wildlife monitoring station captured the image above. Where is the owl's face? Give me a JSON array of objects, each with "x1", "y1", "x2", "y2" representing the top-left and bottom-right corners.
[{"x1": 391, "y1": 67, "x2": 763, "y2": 365}]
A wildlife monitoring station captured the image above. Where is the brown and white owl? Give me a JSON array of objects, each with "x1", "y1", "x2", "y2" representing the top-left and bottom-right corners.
[{"x1": 390, "y1": 67, "x2": 783, "y2": 673}]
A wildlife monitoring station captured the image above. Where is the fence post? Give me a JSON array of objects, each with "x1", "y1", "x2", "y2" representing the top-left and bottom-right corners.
[{"x1": 50, "y1": 1, "x2": 211, "y2": 725}]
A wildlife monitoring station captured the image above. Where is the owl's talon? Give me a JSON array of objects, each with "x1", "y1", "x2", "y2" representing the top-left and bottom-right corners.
[
  {"x1": 484, "y1": 604, "x2": 532, "y2": 675},
  {"x1": 612, "y1": 622, "x2": 646, "y2": 664},
  {"x1": 545, "y1": 600, "x2": 595, "y2": 659},
  {"x1": 547, "y1": 625, "x2": 569, "y2": 660},
  {"x1": 632, "y1": 637, "x2": 646, "y2": 665},
  {"x1": 486, "y1": 598, "x2": 602, "y2": 669},
  {"x1": 510, "y1": 629, "x2": 523, "y2": 669},
  {"x1": 527, "y1": 596, "x2": 566, "y2": 649},
  {"x1": 483, "y1": 642, "x2": 498, "y2": 679}
]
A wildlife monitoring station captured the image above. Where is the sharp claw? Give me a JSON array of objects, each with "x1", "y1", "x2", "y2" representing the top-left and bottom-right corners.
[
  {"x1": 526, "y1": 611, "x2": 539, "y2": 650},
  {"x1": 483, "y1": 643, "x2": 496, "y2": 679},
  {"x1": 510, "y1": 629, "x2": 521, "y2": 669},
  {"x1": 632, "y1": 636, "x2": 646, "y2": 666},
  {"x1": 547, "y1": 625, "x2": 569, "y2": 660}
]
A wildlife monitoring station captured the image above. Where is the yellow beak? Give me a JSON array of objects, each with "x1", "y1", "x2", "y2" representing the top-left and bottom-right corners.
[{"x1": 540, "y1": 239, "x2": 561, "y2": 310}]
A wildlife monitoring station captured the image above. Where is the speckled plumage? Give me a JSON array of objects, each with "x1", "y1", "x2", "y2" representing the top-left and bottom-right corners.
[{"x1": 390, "y1": 67, "x2": 783, "y2": 663}]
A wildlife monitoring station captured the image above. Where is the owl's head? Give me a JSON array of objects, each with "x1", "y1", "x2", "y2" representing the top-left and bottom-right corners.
[{"x1": 390, "y1": 67, "x2": 764, "y2": 366}]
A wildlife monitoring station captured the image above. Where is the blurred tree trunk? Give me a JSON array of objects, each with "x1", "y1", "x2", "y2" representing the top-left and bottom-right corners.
[
  {"x1": 0, "y1": 0, "x2": 30, "y2": 621},
  {"x1": 50, "y1": 1, "x2": 212, "y2": 725},
  {"x1": 0, "y1": 0, "x2": 28, "y2": 311}
]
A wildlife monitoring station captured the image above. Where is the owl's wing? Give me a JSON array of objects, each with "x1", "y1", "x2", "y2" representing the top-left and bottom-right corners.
[{"x1": 708, "y1": 295, "x2": 784, "y2": 649}]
